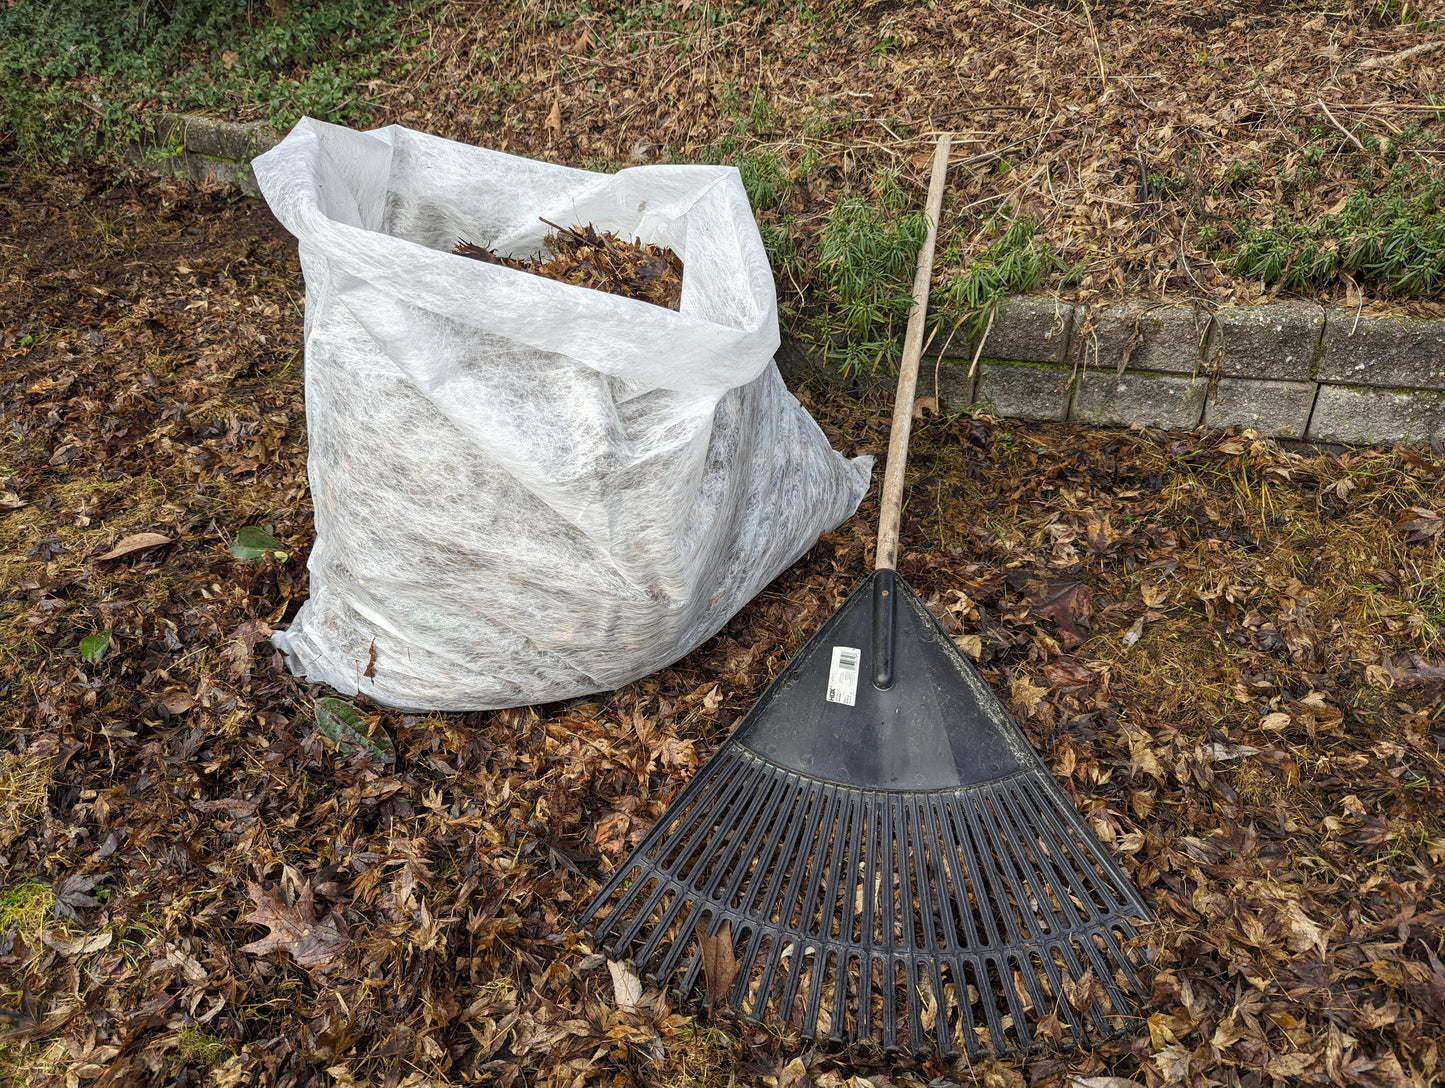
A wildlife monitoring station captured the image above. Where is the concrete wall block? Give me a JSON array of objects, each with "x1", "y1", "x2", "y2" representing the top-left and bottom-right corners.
[
  {"x1": 1306, "y1": 385, "x2": 1445, "y2": 445},
  {"x1": 925, "y1": 357, "x2": 977, "y2": 411},
  {"x1": 964, "y1": 297, "x2": 1077, "y2": 364},
  {"x1": 1318, "y1": 310, "x2": 1445, "y2": 391},
  {"x1": 1090, "y1": 303, "x2": 1207, "y2": 375},
  {"x1": 1203, "y1": 378, "x2": 1317, "y2": 438},
  {"x1": 1071, "y1": 369, "x2": 1207, "y2": 429},
  {"x1": 155, "y1": 111, "x2": 278, "y2": 164},
  {"x1": 1212, "y1": 301, "x2": 1324, "y2": 381},
  {"x1": 974, "y1": 360, "x2": 1074, "y2": 421}
]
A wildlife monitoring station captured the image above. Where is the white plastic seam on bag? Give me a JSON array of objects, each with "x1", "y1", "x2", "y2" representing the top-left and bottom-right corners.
[{"x1": 253, "y1": 118, "x2": 873, "y2": 711}]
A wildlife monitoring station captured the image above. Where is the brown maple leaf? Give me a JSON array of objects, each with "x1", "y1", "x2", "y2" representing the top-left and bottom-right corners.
[
  {"x1": 1008, "y1": 574, "x2": 1093, "y2": 648},
  {"x1": 240, "y1": 881, "x2": 348, "y2": 970}
]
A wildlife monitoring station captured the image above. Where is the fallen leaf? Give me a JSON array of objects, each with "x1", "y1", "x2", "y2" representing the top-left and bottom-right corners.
[
  {"x1": 1043, "y1": 658, "x2": 1095, "y2": 691},
  {"x1": 544, "y1": 94, "x2": 561, "y2": 139},
  {"x1": 79, "y1": 631, "x2": 112, "y2": 664},
  {"x1": 912, "y1": 395, "x2": 939, "y2": 419},
  {"x1": 41, "y1": 929, "x2": 113, "y2": 956},
  {"x1": 95, "y1": 532, "x2": 172, "y2": 561},
  {"x1": 1153, "y1": 1043, "x2": 1192, "y2": 1084},
  {"x1": 51, "y1": 873, "x2": 103, "y2": 920},
  {"x1": 240, "y1": 881, "x2": 349, "y2": 971},
  {"x1": 222, "y1": 619, "x2": 274, "y2": 681},
  {"x1": 1010, "y1": 676, "x2": 1049, "y2": 718},
  {"x1": 1009, "y1": 575, "x2": 1092, "y2": 648},
  {"x1": 1061, "y1": 966, "x2": 1098, "y2": 1011},
  {"x1": 594, "y1": 811, "x2": 630, "y2": 854},
  {"x1": 157, "y1": 690, "x2": 194, "y2": 716},
  {"x1": 607, "y1": 959, "x2": 643, "y2": 1013},
  {"x1": 694, "y1": 918, "x2": 739, "y2": 1011},
  {"x1": 1397, "y1": 506, "x2": 1442, "y2": 542},
  {"x1": 230, "y1": 525, "x2": 287, "y2": 561},
  {"x1": 953, "y1": 633, "x2": 982, "y2": 659}
]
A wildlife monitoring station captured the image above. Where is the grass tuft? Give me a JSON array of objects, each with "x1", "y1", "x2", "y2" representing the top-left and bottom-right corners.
[
  {"x1": 0, "y1": 753, "x2": 52, "y2": 825},
  {"x1": 814, "y1": 170, "x2": 927, "y2": 377},
  {"x1": 176, "y1": 1026, "x2": 234, "y2": 1068},
  {"x1": 0, "y1": 879, "x2": 54, "y2": 948}
]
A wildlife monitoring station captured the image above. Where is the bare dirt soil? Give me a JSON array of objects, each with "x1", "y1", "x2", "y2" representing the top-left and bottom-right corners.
[{"x1": 2, "y1": 143, "x2": 1444, "y2": 1086}]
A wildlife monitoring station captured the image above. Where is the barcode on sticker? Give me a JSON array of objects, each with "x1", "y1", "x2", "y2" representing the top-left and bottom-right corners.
[{"x1": 826, "y1": 646, "x2": 862, "y2": 706}]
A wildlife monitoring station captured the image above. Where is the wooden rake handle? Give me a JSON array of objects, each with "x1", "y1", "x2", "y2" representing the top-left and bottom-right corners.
[{"x1": 875, "y1": 132, "x2": 951, "y2": 572}]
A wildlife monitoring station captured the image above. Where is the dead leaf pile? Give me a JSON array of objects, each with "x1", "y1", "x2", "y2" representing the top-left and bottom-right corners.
[{"x1": 454, "y1": 219, "x2": 684, "y2": 311}]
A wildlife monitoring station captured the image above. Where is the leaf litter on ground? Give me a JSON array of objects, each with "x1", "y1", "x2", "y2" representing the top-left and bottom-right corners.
[{"x1": 1, "y1": 144, "x2": 1444, "y2": 1087}]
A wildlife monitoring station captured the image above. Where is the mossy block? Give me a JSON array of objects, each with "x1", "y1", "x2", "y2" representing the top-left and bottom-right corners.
[
  {"x1": 1092, "y1": 303, "x2": 1207, "y2": 375},
  {"x1": 1203, "y1": 378, "x2": 1317, "y2": 439},
  {"x1": 1306, "y1": 384, "x2": 1445, "y2": 445},
  {"x1": 1318, "y1": 310, "x2": 1445, "y2": 391},
  {"x1": 974, "y1": 359, "x2": 1074, "y2": 421},
  {"x1": 1071, "y1": 369, "x2": 1207, "y2": 429},
  {"x1": 1212, "y1": 302, "x2": 1324, "y2": 381},
  {"x1": 917, "y1": 357, "x2": 977, "y2": 410},
  {"x1": 960, "y1": 297, "x2": 1076, "y2": 364}
]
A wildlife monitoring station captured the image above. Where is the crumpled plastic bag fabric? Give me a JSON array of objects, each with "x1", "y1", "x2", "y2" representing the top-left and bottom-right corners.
[{"x1": 252, "y1": 118, "x2": 872, "y2": 711}]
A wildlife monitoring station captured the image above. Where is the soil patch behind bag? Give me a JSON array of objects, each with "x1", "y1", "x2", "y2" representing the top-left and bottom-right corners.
[{"x1": 252, "y1": 118, "x2": 872, "y2": 711}]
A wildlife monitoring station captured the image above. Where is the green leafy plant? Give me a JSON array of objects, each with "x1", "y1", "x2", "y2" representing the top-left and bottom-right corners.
[
  {"x1": 79, "y1": 630, "x2": 112, "y2": 663},
  {"x1": 1232, "y1": 165, "x2": 1445, "y2": 293},
  {"x1": 734, "y1": 148, "x2": 787, "y2": 211},
  {"x1": 814, "y1": 170, "x2": 927, "y2": 376},
  {"x1": 0, "y1": 1, "x2": 425, "y2": 161},
  {"x1": 941, "y1": 214, "x2": 1055, "y2": 336}
]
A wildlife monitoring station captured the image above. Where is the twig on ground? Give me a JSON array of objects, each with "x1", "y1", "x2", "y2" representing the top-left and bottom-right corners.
[
  {"x1": 1081, "y1": 1, "x2": 1108, "y2": 93},
  {"x1": 1317, "y1": 98, "x2": 1365, "y2": 152},
  {"x1": 1355, "y1": 41, "x2": 1445, "y2": 70},
  {"x1": 967, "y1": 302, "x2": 998, "y2": 382}
]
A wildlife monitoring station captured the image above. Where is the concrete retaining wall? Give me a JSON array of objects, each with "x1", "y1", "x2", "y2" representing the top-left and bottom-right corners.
[
  {"x1": 900, "y1": 297, "x2": 1445, "y2": 446},
  {"x1": 135, "y1": 111, "x2": 1445, "y2": 447},
  {"x1": 127, "y1": 112, "x2": 281, "y2": 198}
]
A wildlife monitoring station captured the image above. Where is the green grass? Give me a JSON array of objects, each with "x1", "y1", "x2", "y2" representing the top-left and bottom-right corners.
[
  {"x1": 0, "y1": 880, "x2": 54, "y2": 948},
  {"x1": 0, "y1": 0, "x2": 428, "y2": 161},
  {"x1": 940, "y1": 214, "x2": 1058, "y2": 335},
  {"x1": 176, "y1": 1026, "x2": 233, "y2": 1068}
]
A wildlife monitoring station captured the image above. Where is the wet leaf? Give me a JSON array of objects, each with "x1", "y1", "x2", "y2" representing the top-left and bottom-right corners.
[
  {"x1": 314, "y1": 697, "x2": 394, "y2": 763},
  {"x1": 694, "y1": 918, "x2": 739, "y2": 1011},
  {"x1": 79, "y1": 631, "x2": 111, "y2": 663},
  {"x1": 230, "y1": 525, "x2": 287, "y2": 561},
  {"x1": 240, "y1": 881, "x2": 349, "y2": 971}
]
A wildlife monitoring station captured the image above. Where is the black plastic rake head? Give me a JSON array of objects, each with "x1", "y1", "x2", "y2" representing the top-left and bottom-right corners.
[{"x1": 580, "y1": 571, "x2": 1152, "y2": 1059}]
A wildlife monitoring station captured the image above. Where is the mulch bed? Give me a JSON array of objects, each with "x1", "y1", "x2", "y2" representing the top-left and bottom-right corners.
[{"x1": 2, "y1": 149, "x2": 1444, "y2": 1088}]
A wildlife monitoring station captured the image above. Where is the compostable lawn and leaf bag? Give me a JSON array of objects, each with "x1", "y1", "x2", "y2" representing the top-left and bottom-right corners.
[{"x1": 252, "y1": 119, "x2": 872, "y2": 711}]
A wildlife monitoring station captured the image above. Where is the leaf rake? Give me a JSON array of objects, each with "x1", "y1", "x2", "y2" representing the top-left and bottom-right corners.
[{"x1": 580, "y1": 134, "x2": 1152, "y2": 1059}]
